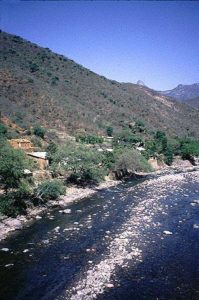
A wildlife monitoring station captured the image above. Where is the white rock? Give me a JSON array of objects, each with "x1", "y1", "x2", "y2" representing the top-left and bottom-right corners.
[
  {"x1": 54, "y1": 226, "x2": 60, "y2": 232},
  {"x1": 193, "y1": 224, "x2": 199, "y2": 229},
  {"x1": 35, "y1": 216, "x2": 42, "y2": 220},
  {"x1": 105, "y1": 283, "x2": 114, "y2": 288},
  {"x1": 163, "y1": 230, "x2": 173, "y2": 235},
  {"x1": 5, "y1": 264, "x2": 14, "y2": 267},
  {"x1": 1, "y1": 248, "x2": 9, "y2": 252},
  {"x1": 63, "y1": 209, "x2": 71, "y2": 214},
  {"x1": 23, "y1": 249, "x2": 29, "y2": 253},
  {"x1": 193, "y1": 200, "x2": 199, "y2": 204}
]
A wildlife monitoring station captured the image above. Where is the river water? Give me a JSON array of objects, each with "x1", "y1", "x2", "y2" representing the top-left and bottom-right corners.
[{"x1": 0, "y1": 171, "x2": 199, "y2": 300}]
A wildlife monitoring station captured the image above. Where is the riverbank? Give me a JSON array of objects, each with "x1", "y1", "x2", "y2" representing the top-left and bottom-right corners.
[
  {"x1": 0, "y1": 165, "x2": 198, "y2": 242},
  {"x1": 0, "y1": 179, "x2": 120, "y2": 242}
]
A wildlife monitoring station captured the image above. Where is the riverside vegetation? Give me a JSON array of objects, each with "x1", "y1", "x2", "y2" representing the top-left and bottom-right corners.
[{"x1": 0, "y1": 119, "x2": 199, "y2": 218}]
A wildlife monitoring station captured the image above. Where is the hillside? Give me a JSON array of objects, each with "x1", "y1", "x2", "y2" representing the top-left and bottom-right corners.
[
  {"x1": 159, "y1": 83, "x2": 199, "y2": 102},
  {"x1": 1, "y1": 30, "x2": 199, "y2": 138},
  {"x1": 187, "y1": 96, "x2": 199, "y2": 108}
]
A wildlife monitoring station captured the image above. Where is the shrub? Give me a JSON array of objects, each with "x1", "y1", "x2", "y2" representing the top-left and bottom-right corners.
[
  {"x1": 33, "y1": 125, "x2": 46, "y2": 139},
  {"x1": 35, "y1": 180, "x2": 66, "y2": 200},
  {"x1": 76, "y1": 134, "x2": 103, "y2": 144},
  {"x1": 164, "y1": 145, "x2": 174, "y2": 165},
  {"x1": 106, "y1": 126, "x2": 113, "y2": 137},
  {"x1": 114, "y1": 148, "x2": 152, "y2": 173},
  {"x1": 180, "y1": 139, "x2": 199, "y2": 159},
  {"x1": 0, "y1": 141, "x2": 29, "y2": 191},
  {"x1": 50, "y1": 142, "x2": 106, "y2": 184},
  {"x1": 0, "y1": 193, "x2": 27, "y2": 217},
  {"x1": 0, "y1": 123, "x2": 7, "y2": 136},
  {"x1": 114, "y1": 129, "x2": 142, "y2": 147},
  {"x1": 29, "y1": 62, "x2": 39, "y2": 73}
]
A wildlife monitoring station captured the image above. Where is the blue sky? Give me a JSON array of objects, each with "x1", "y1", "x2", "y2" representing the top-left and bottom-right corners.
[{"x1": 1, "y1": 0, "x2": 199, "y2": 90}]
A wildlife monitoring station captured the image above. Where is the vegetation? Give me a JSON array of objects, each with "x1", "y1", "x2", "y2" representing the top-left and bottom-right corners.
[
  {"x1": 33, "y1": 125, "x2": 46, "y2": 139},
  {"x1": 114, "y1": 148, "x2": 152, "y2": 173},
  {"x1": 180, "y1": 138, "x2": 199, "y2": 159},
  {"x1": 0, "y1": 139, "x2": 30, "y2": 191},
  {"x1": 1, "y1": 30, "x2": 199, "y2": 138},
  {"x1": 50, "y1": 141, "x2": 107, "y2": 184},
  {"x1": 35, "y1": 180, "x2": 65, "y2": 200},
  {"x1": 76, "y1": 134, "x2": 103, "y2": 144},
  {"x1": 106, "y1": 126, "x2": 113, "y2": 137}
]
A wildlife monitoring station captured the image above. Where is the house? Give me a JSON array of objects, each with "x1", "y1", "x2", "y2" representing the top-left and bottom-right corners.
[
  {"x1": 8, "y1": 139, "x2": 35, "y2": 152},
  {"x1": 27, "y1": 152, "x2": 49, "y2": 170}
]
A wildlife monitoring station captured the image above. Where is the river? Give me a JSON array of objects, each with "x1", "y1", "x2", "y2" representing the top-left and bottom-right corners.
[{"x1": 0, "y1": 171, "x2": 199, "y2": 300}]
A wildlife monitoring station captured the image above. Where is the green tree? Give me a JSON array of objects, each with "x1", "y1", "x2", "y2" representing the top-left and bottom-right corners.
[
  {"x1": 35, "y1": 180, "x2": 65, "y2": 200},
  {"x1": 0, "y1": 140, "x2": 29, "y2": 191},
  {"x1": 114, "y1": 148, "x2": 152, "y2": 173},
  {"x1": 33, "y1": 125, "x2": 46, "y2": 139},
  {"x1": 50, "y1": 141, "x2": 106, "y2": 184},
  {"x1": 164, "y1": 145, "x2": 174, "y2": 165},
  {"x1": 106, "y1": 126, "x2": 113, "y2": 137},
  {"x1": 0, "y1": 123, "x2": 7, "y2": 137}
]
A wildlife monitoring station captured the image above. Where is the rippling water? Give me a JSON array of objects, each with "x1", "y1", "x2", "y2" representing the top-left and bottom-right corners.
[{"x1": 0, "y1": 172, "x2": 199, "y2": 300}]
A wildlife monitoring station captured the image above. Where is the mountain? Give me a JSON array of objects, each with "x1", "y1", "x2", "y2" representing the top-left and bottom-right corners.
[
  {"x1": 160, "y1": 83, "x2": 199, "y2": 102},
  {"x1": 136, "y1": 80, "x2": 146, "y2": 87},
  {"x1": 1, "y1": 30, "x2": 199, "y2": 138}
]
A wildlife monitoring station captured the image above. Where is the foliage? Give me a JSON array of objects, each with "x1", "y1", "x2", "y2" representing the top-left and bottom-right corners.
[
  {"x1": 0, "y1": 123, "x2": 7, "y2": 136},
  {"x1": 50, "y1": 142, "x2": 106, "y2": 184},
  {"x1": 134, "y1": 120, "x2": 145, "y2": 133},
  {"x1": 164, "y1": 144, "x2": 174, "y2": 166},
  {"x1": 76, "y1": 134, "x2": 103, "y2": 144},
  {"x1": 113, "y1": 129, "x2": 143, "y2": 147},
  {"x1": 35, "y1": 180, "x2": 65, "y2": 200},
  {"x1": 114, "y1": 148, "x2": 152, "y2": 173},
  {"x1": 0, "y1": 192, "x2": 27, "y2": 217},
  {"x1": 180, "y1": 138, "x2": 199, "y2": 159},
  {"x1": 33, "y1": 125, "x2": 46, "y2": 139},
  {"x1": 106, "y1": 126, "x2": 113, "y2": 137},
  {"x1": 0, "y1": 140, "x2": 30, "y2": 191},
  {"x1": 46, "y1": 141, "x2": 58, "y2": 163}
]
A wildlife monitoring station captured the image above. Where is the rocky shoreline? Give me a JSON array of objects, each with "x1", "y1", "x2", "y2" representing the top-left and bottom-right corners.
[
  {"x1": 0, "y1": 165, "x2": 198, "y2": 243},
  {"x1": 0, "y1": 180, "x2": 120, "y2": 242}
]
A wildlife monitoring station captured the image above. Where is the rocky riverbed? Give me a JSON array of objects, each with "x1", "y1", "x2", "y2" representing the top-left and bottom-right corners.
[
  {"x1": 0, "y1": 180, "x2": 119, "y2": 242},
  {"x1": 0, "y1": 170, "x2": 198, "y2": 299}
]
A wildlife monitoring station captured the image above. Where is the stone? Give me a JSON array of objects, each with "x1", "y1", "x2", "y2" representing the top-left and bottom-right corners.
[
  {"x1": 105, "y1": 283, "x2": 114, "y2": 288},
  {"x1": 54, "y1": 226, "x2": 60, "y2": 232},
  {"x1": 193, "y1": 224, "x2": 199, "y2": 229},
  {"x1": 23, "y1": 249, "x2": 29, "y2": 253},
  {"x1": 163, "y1": 230, "x2": 173, "y2": 235},
  {"x1": 1, "y1": 248, "x2": 9, "y2": 252},
  {"x1": 35, "y1": 215, "x2": 42, "y2": 220},
  {"x1": 5, "y1": 264, "x2": 14, "y2": 267},
  {"x1": 63, "y1": 209, "x2": 71, "y2": 214},
  {"x1": 193, "y1": 200, "x2": 199, "y2": 204}
]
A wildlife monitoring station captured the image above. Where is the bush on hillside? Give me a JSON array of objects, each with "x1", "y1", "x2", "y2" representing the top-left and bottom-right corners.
[
  {"x1": 0, "y1": 192, "x2": 27, "y2": 217},
  {"x1": 106, "y1": 126, "x2": 113, "y2": 137},
  {"x1": 33, "y1": 125, "x2": 46, "y2": 139},
  {"x1": 35, "y1": 180, "x2": 66, "y2": 200},
  {"x1": 0, "y1": 123, "x2": 7, "y2": 136},
  {"x1": 76, "y1": 134, "x2": 103, "y2": 144},
  {"x1": 0, "y1": 140, "x2": 30, "y2": 191},
  {"x1": 180, "y1": 139, "x2": 199, "y2": 159},
  {"x1": 114, "y1": 148, "x2": 152, "y2": 173},
  {"x1": 50, "y1": 142, "x2": 106, "y2": 184}
]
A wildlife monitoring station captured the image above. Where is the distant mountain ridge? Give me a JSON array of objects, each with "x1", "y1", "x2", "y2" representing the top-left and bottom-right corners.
[
  {"x1": 159, "y1": 83, "x2": 199, "y2": 102},
  {"x1": 1, "y1": 30, "x2": 199, "y2": 138}
]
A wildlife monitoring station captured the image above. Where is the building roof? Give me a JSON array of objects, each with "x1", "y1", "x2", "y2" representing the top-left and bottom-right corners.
[{"x1": 27, "y1": 152, "x2": 47, "y2": 159}]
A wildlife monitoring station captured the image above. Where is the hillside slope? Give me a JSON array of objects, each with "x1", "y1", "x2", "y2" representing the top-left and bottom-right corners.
[{"x1": 0, "y1": 30, "x2": 199, "y2": 138}]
